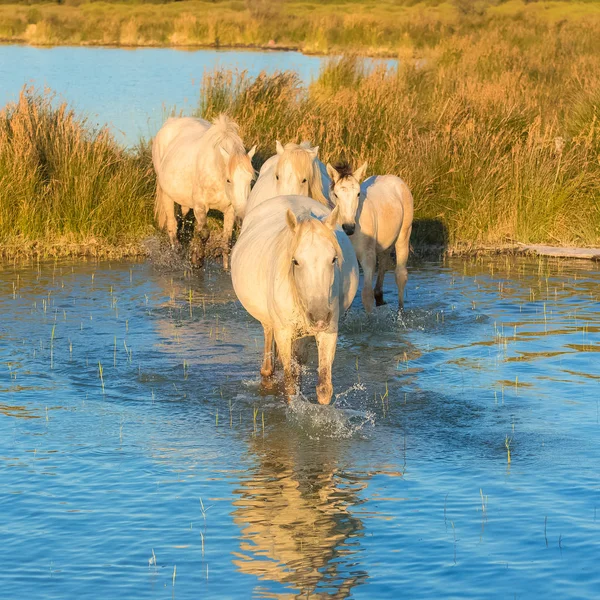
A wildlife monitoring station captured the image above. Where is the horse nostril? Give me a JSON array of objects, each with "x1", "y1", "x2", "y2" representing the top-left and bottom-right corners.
[{"x1": 342, "y1": 224, "x2": 355, "y2": 236}]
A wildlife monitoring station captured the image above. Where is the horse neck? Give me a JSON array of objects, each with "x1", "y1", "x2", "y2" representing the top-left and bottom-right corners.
[
  {"x1": 356, "y1": 190, "x2": 367, "y2": 223},
  {"x1": 273, "y1": 227, "x2": 304, "y2": 319}
]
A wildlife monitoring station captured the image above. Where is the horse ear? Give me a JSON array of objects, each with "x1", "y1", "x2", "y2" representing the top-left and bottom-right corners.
[
  {"x1": 286, "y1": 208, "x2": 298, "y2": 232},
  {"x1": 247, "y1": 145, "x2": 257, "y2": 160},
  {"x1": 309, "y1": 145, "x2": 319, "y2": 160},
  {"x1": 276, "y1": 140, "x2": 285, "y2": 155},
  {"x1": 219, "y1": 146, "x2": 231, "y2": 163},
  {"x1": 324, "y1": 206, "x2": 339, "y2": 230},
  {"x1": 326, "y1": 162, "x2": 340, "y2": 184},
  {"x1": 353, "y1": 161, "x2": 368, "y2": 182}
]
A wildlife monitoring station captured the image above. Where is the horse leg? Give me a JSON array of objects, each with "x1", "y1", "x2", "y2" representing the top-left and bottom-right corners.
[
  {"x1": 395, "y1": 223, "x2": 412, "y2": 310},
  {"x1": 374, "y1": 250, "x2": 392, "y2": 306},
  {"x1": 292, "y1": 337, "x2": 311, "y2": 391},
  {"x1": 293, "y1": 337, "x2": 311, "y2": 365},
  {"x1": 221, "y1": 206, "x2": 235, "y2": 271},
  {"x1": 158, "y1": 187, "x2": 179, "y2": 250},
  {"x1": 190, "y1": 204, "x2": 209, "y2": 267},
  {"x1": 260, "y1": 324, "x2": 275, "y2": 379},
  {"x1": 274, "y1": 330, "x2": 296, "y2": 402},
  {"x1": 315, "y1": 331, "x2": 337, "y2": 405},
  {"x1": 360, "y1": 247, "x2": 377, "y2": 314}
]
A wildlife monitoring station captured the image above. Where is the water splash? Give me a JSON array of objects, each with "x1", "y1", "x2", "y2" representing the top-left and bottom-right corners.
[
  {"x1": 143, "y1": 236, "x2": 192, "y2": 271},
  {"x1": 286, "y1": 394, "x2": 375, "y2": 439}
]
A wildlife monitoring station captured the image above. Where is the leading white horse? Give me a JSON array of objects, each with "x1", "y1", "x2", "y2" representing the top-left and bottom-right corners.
[
  {"x1": 152, "y1": 115, "x2": 256, "y2": 268},
  {"x1": 232, "y1": 195, "x2": 359, "y2": 405},
  {"x1": 244, "y1": 141, "x2": 328, "y2": 217},
  {"x1": 326, "y1": 162, "x2": 414, "y2": 312}
]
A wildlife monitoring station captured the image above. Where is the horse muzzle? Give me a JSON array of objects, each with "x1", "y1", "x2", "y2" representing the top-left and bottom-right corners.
[
  {"x1": 308, "y1": 310, "x2": 332, "y2": 331},
  {"x1": 342, "y1": 223, "x2": 355, "y2": 236}
]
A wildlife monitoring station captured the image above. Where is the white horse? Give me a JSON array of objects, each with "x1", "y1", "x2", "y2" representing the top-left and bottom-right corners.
[
  {"x1": 152, "y1": 115, "x2": 256, "y2": 268},
  {"x1": 244, "y1": 141, "x2": 328, "y2": 216},
  {"x1": 326, "y1": 162, "x2": 414, "y2": 312},
  {"x1": 232, "y1": 195, "x2": 359, "y2": 405}
]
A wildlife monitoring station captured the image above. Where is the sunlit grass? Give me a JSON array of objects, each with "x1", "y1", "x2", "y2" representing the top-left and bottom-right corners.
[
  {"x1": 1, "y1": 1, "x2": 600, "y2": 56},
  {"x1": 0, "y1": 89, "x2": 155, "y2": 258},
  {"x1": 199, "y1": 32, "x2": 600, "y2": 247},
  {"x1": 2, "y1": 5, "x2": 600, "y2": 258}
]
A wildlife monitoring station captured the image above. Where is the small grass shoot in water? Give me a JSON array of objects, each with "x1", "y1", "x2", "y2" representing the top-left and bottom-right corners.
[
  {"x1": 98, "y1": 361, "x2": 104, "y2": 394},
  {"x1": 199, "y1": 497, "x2": 212, "y2": 522},
  {"x1": 50, "y1": 324, "x2": 56, "y2": 369}
]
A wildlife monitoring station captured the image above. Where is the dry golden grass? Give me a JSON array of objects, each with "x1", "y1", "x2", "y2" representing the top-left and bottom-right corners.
[
  {"x1": 199, "y1": 28, "x2": 600, "y2": 247},
  {"x1": 1, "y1": 1, "x2": 599, "y2": 55},
  {"x1": 0, "y1": 89, "x2": 155, "y2": 257},
  {"x1": 2, "y1": 8, "x2": 600, "y2": 258}
]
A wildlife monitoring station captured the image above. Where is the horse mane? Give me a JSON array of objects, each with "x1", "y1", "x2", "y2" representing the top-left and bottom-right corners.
[
  {"x1": 203, "y1": 114, "x2": 243, "y2": 150},
  {"x1": 204, "y1": 114, "x2": 253, "y2": 176},
  {"x1": 275, "y1": 142, "x2": 328, "y2": 206},
  {"x1": 332, "y1": 161, "x2": 354, "y2": 181}
]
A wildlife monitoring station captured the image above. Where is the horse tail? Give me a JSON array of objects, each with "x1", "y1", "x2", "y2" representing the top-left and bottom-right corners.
[
  {"x1": 309, "y1": 159, "x2": 331, "y2": 207},
  {"x1": 393, "y1": 177, "x2": 414, "y2": 269},
  {"x1": 154, "y1": 184, "x2": 168, "y2": 231}
]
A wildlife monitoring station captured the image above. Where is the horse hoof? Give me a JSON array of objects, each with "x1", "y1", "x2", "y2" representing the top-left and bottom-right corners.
[
  {"x1": 375, "y1": 295, "x2": 387, "y2": 307},
  {"x1": 260, "y1": 375, "x2": 277, "y2": 391},
  {"x1": 190, "y1": 251, "x2": 205, "y2": 268},
  {"x1": 260, "y1": 366, "x2": 274, "y2": 379},
  {"x1": 316, "y1": 384, "x2": 333, "y2": 405}
]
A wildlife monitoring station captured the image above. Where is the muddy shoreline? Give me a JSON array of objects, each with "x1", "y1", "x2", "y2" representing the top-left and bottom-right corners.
[{"x1": 2, "y1": 236, "x2": 599, "y2": 263}]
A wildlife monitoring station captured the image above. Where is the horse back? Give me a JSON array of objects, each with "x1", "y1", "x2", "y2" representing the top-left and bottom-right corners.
[
  {"x1": 361, "y1": 175, "x2": 410, "y2": 252},
  {"x1": 153, "y1": 117, "x2": 212, "y2": 202},
  {"x1": 153, "y1": 117, "x2": 210, "y2": 170}
]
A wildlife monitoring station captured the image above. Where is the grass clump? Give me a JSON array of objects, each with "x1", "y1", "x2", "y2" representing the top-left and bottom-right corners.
[
  {"x1": 0, "y1": 89, "x2": 155, "y2": 257},
  {"x1": 198, "y1": 26, "x2": 600, "y2": 247}
]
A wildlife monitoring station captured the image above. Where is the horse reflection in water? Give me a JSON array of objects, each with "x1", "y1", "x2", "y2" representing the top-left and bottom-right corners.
[{"x1": 232, "y1": 420, "x2": 368, "y2": 598}]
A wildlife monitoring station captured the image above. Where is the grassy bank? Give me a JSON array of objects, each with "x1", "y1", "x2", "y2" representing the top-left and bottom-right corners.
[
  {"x1": 1, "y1": 1, "x2": 600, "y2": 55},
  {"x1": 0, "y1": 89, "x2": 155, "y2": 258},
  {"x1": 198, "y1": 38, "x2": 600, "y2": 248},
  {"x1": 2, "y1": 15, "x2": 600, "y2": 259}
]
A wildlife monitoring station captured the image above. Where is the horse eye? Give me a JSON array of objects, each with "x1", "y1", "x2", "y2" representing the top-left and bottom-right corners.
[
  {"x1": 302, "y1": 178, "x2": 307, "y2": 184},
  {"x1": 275, "y1": 175, "x2": 279, "y2": 181},
  {"x1": 357, "y1": 192, "x2": 360, "y2": 198},
  {"x1": 226, "y1": 179, "x2": 231, "y2": 184},
  {"x1": 292, "y1": 258, "x2": 299, "y2": 266}
]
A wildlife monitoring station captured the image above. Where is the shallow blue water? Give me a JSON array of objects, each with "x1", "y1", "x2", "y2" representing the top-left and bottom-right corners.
[
  {"x1": 0, "y1": 45, "x2": 391, "y2": 144},
  {"x1": 0, "y1": 45, "x2": 322, "y2": 142},
  {"x1": 1, "y1": 256, "x2": 599, "y2": 598}
]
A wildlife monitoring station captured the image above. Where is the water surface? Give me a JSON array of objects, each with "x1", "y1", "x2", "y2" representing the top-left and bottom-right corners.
[
  {"x1": 0, "y1": 45, "x2": 392, "y2": 144},
  {"x1": 0, "y1": 45, "x2": 326, "y2": 143},
  {"x1": 0, "y1": 256, "x2": 599, "y2": 598}
]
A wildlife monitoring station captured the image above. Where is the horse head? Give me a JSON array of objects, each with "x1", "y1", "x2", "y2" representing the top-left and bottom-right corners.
[
  {"x1": 274, "y1": 141, "x2": 328, "y2": 205},
  {"x1": 326, "y1": 162, "x2": 368, "y2": 236},
  {"x1": 220, "y1": 145, "x2": 256, "y2": 220},
  {"x1": 286, "y1": 207, "x2": 341, "y2": 331}
]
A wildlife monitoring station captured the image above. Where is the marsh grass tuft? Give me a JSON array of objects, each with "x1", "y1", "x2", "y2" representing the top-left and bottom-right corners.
[
  {"x1": 0, "y1": 88, "x2": 154, "y2": 258},
  {"x1": 199, "y1": 41, "x2": 600, "y2": 248}
]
